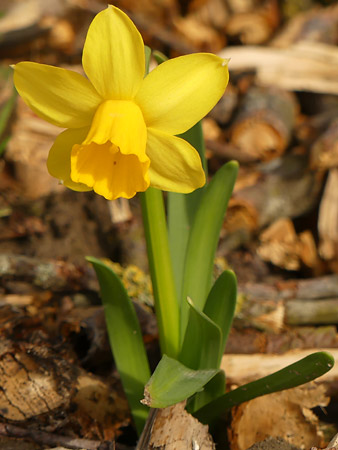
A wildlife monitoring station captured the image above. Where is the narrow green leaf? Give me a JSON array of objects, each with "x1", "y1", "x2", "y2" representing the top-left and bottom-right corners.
[
  {"x1": 87, "y1": 257, "x2": 150, "y2": 434},
  {"x1": 152, "y1": 50, "x2": 167, "y2": 65},
  {"x1": 0, "y1": 81, "x2": 17, "y2": 156},
  {"x1": 142, "y1": 355, "x2": 219, "y2": 408},
  {"x1": 203, "y1": 270, "x2": 237, "y2": 365},
  {"x1": 194, "y1": 351, "x2": 335, "y2": 424},
  {"x1": 188, "y1": 370, "x2": 226, "y2": 415},
  {"x1": 168, "y1": 121, "x2": 207, "y2": 297},
  {"x1": 179, "y1": 297, "x2": 222, "y2": 370},
  {"x1": 180, "y1": 161, "x2": 238, "y2": 340}
]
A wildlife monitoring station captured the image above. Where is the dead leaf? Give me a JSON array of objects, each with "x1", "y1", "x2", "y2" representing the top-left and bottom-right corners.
[{"x1": 228, "y1": 383, "x2": 329, "y2": 450}]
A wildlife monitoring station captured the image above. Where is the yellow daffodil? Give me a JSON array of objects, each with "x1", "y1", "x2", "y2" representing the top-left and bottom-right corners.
[{"x1": 13, "y1": 5, "x2": 229, "y2": 200}]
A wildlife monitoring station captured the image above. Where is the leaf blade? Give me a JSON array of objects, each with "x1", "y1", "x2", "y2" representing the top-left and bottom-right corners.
[
  {"x1": 87, "y1": 257, "x2": 150, "y2": 434},
  {"x1": 203, "y1": 270, "x2": 237, "y2": 365},
  {"x1": 179, "y1": 297, "x2": 222, "y2": 370},
  {"x1": 180, "y1": 161, "x2": 238, "y2": 340},
  {"x1": 142, "y1": 354, "x2": 219, "y2": 408},
  {"x1": 194, "y1": 351, "x2": 335, "y2": 424}
]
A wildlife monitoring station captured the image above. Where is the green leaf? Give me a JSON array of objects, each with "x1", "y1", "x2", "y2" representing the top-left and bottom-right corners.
[
  {"x1": 180, "y1": 161, "x2": 238, "y2": 340},
  {"x1": 168, "y1": 122, "x2": 207, "y2": 297},
  {"x1": 188, "y1": 370, "x2": 226, "y2": 415},
  {"x1": 152, "y1": 50, "x2": 167, "y2": 65},
  {"x1": 179, "y1": 297, "x2": 222, "y2": 370},
  {"x1": 87, "y1": 257, "x2": 150, "y2": 434},
  {"x1": 194, "y1": 351, "x2": 335, "y2": 424},
  {"x1": 203, "y1": 270, "x2": 237, "y2": 365},
  {"x1": 142, "y1": 355, "x2": 219, "y2": 408},
  {"x1": 0, "y1": 77, "x2": 17, "y2": 156}
]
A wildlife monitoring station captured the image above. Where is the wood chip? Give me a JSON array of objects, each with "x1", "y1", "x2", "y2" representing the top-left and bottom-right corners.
[
  {"x1": 148, "y1": 402, "x2": 215, "y2": 450},
  {"x1": 318, "y1": 169, "x2": 338, "y2": 261},
  {"x1": 258, "y1": 218, "x2": 318, "y2": 271},
  {"x1": 220, "y1": 41, "x2": 338, "y2": 94}
]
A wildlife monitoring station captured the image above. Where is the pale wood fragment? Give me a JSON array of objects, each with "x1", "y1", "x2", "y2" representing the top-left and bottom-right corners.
[
  {"x1": 221, "y1": 349, "x2": 338, "y2": 386},
  {"x1": 137, "y1": 402, "x2": 215, "y2": 450},
  {"x1": 0, "y1": 339, "x2": 76, "y2": 421},
  {"x1": 318, "y1": 169, "x2": 338, "y2": 262},
  {"x1": 258, "y1": 218, "x2": 318, "y2": 271},
  {"x1": 230, "y1": 87, "x2": 298, "y2": 162},
  {"x1": 219, "y1": 41, "x2": 338, "y2": 94}
]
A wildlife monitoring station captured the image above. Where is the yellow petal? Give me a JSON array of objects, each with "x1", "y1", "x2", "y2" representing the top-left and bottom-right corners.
[
  {"x1": 71, "y1": 142, "x2": 150, "y2": 200},
  {"x1": 82, "y1": 5, "x2": 145, "y2": 100},
  {"x1": 83, "y1": 100, "x2": 148, "y2": 161},
  {"x1": 136, "y1": 54, "x2": 229, "y2": 135},
  {"x1": 146, "y1": 128, "x2": 205, "y2": 193},
  {"x1": 70, "y1": 99, "x2": 150, "y2": 200},
  {"x1": 47, "y1": 127, "x2": 92, "y2": 192},
  {"x1": 14, "y1": 62, "x2": 102, "y2": 128}
]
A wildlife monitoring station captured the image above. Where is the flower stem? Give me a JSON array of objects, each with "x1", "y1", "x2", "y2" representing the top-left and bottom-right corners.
[{"x1": 140, "y1": 187, "x2": 180, "y2": 358}]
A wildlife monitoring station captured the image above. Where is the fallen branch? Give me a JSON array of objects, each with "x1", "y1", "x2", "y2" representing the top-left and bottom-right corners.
[
  {"x1": 219, "y1": 41, "x2": 338, "y2": 94},
  {"x1": 0, "y1": 422, "x2": 130, "y2": 450}
]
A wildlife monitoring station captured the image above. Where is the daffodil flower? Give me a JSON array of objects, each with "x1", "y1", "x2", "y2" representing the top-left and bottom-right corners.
[{"x1": 14, "y1": 5, "x2": 229, "y2": 200}]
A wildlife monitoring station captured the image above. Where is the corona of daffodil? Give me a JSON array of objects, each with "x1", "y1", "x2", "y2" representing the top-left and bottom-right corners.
[{"x1": 14, "y1": 5, "x2": 229, "y2": 200}]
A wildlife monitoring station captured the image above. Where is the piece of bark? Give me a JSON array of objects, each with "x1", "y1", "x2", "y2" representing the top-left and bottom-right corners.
[
  {"x1": 206, "y1": 140, "x2": 258, "y2": 165},
  {"x1": 229, "y1": 87, "x2": 298, "y2": 162},
  {"x1": 0, "y1": 253, "x2": 98, "y2": 292},
  {"x1": 296, "y1": 107, "x2": 338, "y2": 147},
  {"x1": 225, "y1": 326, "x2": 338, "y2": 355},
  {"x1": 221, "y1": 155, "x2": 323, "y2": 249},
  {"x1": 221, "y1": 348, "x2": 338, "y2": 386},
  {"x1": 257, "y1": 218, "x2": 318, "y2": 271},
  {"x1": 0, "y1": 423, "x2": 120, "y2": 450},
  {"x1": 174, "y1": 15, "x2": 226, "y2": 52},
  {"x1": 229, "y1": 383, "x2": 329, "y2": 450},
  {"x1": 0, "y1": 336, "x2": 129, "y2": 439},
  {"x1": 0, "y1": 339, "x2": 77, "y2": 421},
  {"x1": 237, "y1": 296, "x2": 338, "y2": 328},
  {"x1": 233, "y1": 275, "x2": 338, "y2": 329},
  {"x1": 188, "y1": 0, "x2": 230, "y2": 31},
  {"x1": 226, "y1": 0, "x2": 257, "y2": 14},
  {"x1": 6, "y1": 98, "x2": 64, "y2": 199},
  {"x1": 272, "y1": 4, "x2": 338, "y2": 48},
  {"x1": 0, "y1": 213, "x2": 46, "y2": 241},
  {"x1": 310, "y1": 120, "x2": 338, "y2": 171},
  {"x1": 203, "y1": 118, "x2": 223, "y2": 143},
  {"x1": 318, "y1": 169, "x2": 338, "y2": 263},
  {"x1": 226, "y1": 0, "x2": 280, "y2": 44},
  {"x1": 208, "y1": 82, "x2": 239, "y2": 125},
  {"x1": 286, "y1": 299, "x2": 338, "y2": 326},
  {"x1": 240, "y1": 274, "x2": 338, "y2": 301},
  {"x1": 220, "y1": 41, "x2": 338, "y2": 94},
  {"x1": 137, "y1": 402, "x2": 215, "y2": 450}
]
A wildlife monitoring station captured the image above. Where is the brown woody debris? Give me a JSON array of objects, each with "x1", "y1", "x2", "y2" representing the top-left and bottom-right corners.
[
  {"x1": 228, "y1": 383, "x2": 329, "y2": 450},
  {"x1": 258, "y1": 218, "x2": 318, "y2": 271}
]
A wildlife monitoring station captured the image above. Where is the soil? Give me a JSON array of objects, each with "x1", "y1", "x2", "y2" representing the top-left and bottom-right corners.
[
  {"x1": 0, "y1": 188, "x2": 115, "y2": 263},
  {"x1": 247, "y1": 437, "x2": 300, "y2": 450}
]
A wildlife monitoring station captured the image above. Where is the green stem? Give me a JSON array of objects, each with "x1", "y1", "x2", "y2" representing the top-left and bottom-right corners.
[{"x1": 140, "y1": 187, "x2": 180, "y2": 358}]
